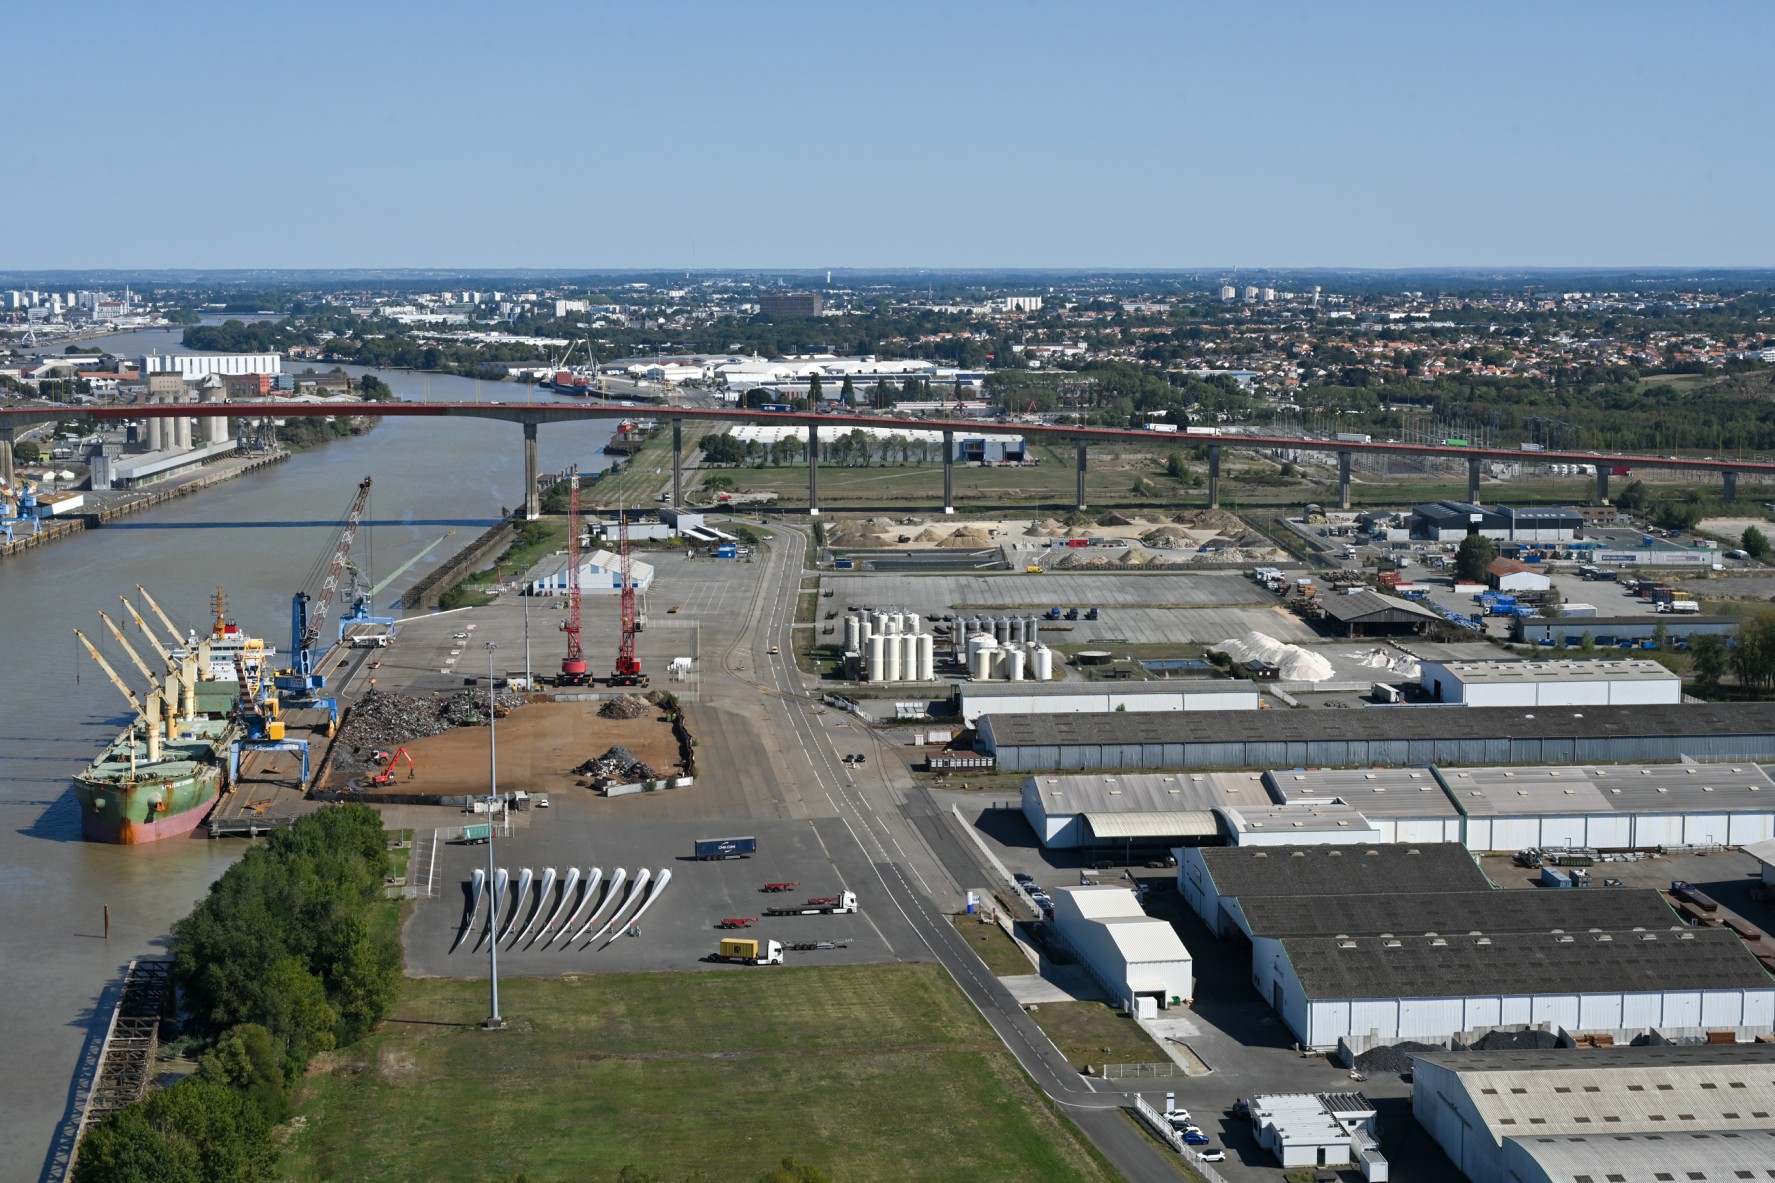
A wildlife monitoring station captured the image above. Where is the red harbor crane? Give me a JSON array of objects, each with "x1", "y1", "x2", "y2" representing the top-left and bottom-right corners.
[
  {"x1": 610, "y1": 503, "x2": 648, "y2": 687},
  {"x1": 557, "y1": 468, "x2": 590, "y2": 686}
]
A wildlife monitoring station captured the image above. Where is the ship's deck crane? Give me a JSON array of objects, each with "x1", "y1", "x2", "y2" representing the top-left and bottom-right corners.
[
  {"x1": 611, "y1": 503, "x2": 649, "y2": 688},
  {"x1": 280, "y1": 476, "x2": 373, "y2": 695},
  {"x1": 74, "y1": 628, "x2": 166, "y2": 763},
  {"x1": 130, "y1": 586, "x2": 204, "y2": 718},
  {"x1": 557, "y1": 467, "x2": 590, "y2": 686}
]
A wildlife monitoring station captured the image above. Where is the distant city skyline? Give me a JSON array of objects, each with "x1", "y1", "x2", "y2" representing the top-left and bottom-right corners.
[{"x1": 8, "y1": 0, "x2": 1774, "y2": 270}]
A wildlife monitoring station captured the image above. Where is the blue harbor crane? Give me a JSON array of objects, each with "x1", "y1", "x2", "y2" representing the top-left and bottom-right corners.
[{"x1": 276, "y1": 475, "x2": 373, "y2": 697}]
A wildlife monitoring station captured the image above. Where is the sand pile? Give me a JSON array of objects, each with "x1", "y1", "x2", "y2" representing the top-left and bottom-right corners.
[
  {"x1": 1212, "y1": 631, "x2": 1336, "y2": 682},
  {"x1": 1096, "y1": 511, "x2": 1135, "y2": 527},
  {"x1": 1141, "y1": 524, "x2": 1195, "y2": 545},
  {"x1": 1352, "y1": 647, "x2": 1422, "y2": 680},
  {"x1": 937, "y1": 526, "x2": 994, "y2": 547},
  {"x1": 1025, "y1": 518, "x2": 1067, "y2": 537}
]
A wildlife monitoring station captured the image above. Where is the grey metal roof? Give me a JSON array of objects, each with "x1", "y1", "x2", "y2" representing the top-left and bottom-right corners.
[
  {"x1": 1416, "y1": 500, "x2": 1508, "y2": 525},
  {"x1": 1195, "y1": 842, "x2": 1491, "y2": 898},
  {"x1": 1267, "y1": 767, "x2": 1462, "y2": 818},
  {"x1": 1083, "y1": 811, "x2": 1221, "y2": 840},
  {"x1": 1506, "y1": 1130, "x2": 1775, "y2": 1183},
  {"x1": 1502, "y1": 506, "x2": 1585, "y2": 523},
  {"x1": 1395, "y1": 641, "x2": 1527, "y2": 663},
  {"x1": 1441, "y1": 764, "x2": 1775, "y2": 817},
  {"x1": 1025, "y1": 771, "x2": 1270, "y2": 814},
  {"x1": 1238, "y1": 888, "x2": 1682, "y2": 940},
  {"x1": 1315, "y1": 589, "x2": 1445, "y2": 623},
  {"x1": 1219, "y1": 803, "x2": 1377, "y2": 835},
  {"x1": 980, "y1": 702, "x2": 1775, "y2": 749},
  {"x1": 1283, "y1": 928, "x2": 1772, "y2": 1000},
  {"x1": 1426, "y1": 658, "x2": 1680, "y2": 685},
  {"x1": 1413, "y1": 1044, "x2": 1775, "y2": 1074}
]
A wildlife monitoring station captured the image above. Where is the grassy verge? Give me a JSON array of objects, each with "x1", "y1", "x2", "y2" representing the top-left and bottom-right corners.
[
  {"x1": 281, "y1": 964, "x2": 1117, "y2": 1183},
  {"x1": 1026, "y1": 1001, "x2": 1169, "y2": 1074},
  {"x1": 443, "y1": 518, "x2": 570, "y2": 608},
  {"x1": 950, "y1": 912, "x2": 1035, "y2": 976}
]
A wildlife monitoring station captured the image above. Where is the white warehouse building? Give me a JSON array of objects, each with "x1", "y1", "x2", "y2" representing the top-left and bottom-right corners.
[
  {"x1": 141, "y1": 352, "x2": 282, "y2": 378},
  {"x1": 960, "y1": 681, "x2": 1259, "y2": 727},
  {"x1": 1418, "y1": 658, "x2": 1681, "y2": 706},
  {"x1": 527, "y1": 549, "x2": 655, "y2": 596},
  {"x1": 1021, "y1": 771, "x2": 1272, "y2": 850},
  {"x1": 1048, "y1": 884, "x2": 1192, "y2": 1013},
  {"x1": 1265, "y1": 767, "x2": 1465, "y2": 844}
]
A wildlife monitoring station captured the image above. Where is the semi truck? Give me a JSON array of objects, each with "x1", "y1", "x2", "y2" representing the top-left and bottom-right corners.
[
  {"x1": 694, "y1": 836, "x2": 757, "y2": 860},
  {"x1": 714, "y1": 938, "x2": 784, "y2": 965},
  {"x1": 764, "y1": 891, "x2": 858, "y2": 916}
]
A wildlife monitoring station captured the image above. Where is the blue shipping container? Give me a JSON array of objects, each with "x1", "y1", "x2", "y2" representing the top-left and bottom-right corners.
[{"x1": 694, "y1": 836, "x2": 758, "y2": 860}]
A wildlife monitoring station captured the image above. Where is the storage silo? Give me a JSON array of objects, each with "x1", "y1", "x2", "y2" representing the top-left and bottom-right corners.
[
  {"x1": 867, "y1": 634, "x2": 886, "y2": 682},
  {"x1": 844, "y1": 615, "x2": 861, "y2": 654},
  {"x1": 1009, "y1": 616, "x2": 1025, "y2": 644},
  {"x1": 987, "y1": 648, "x2": 1007, "y2": 680},
  {"x1": 885, "y1": 633, "x2": 903, "y2": 681},
  {"x1": 917, "y1": 633, "x2": 935, "y2": 681},
  {"x1": 1032, "y1": 646, "x2": 1054, "y2": 681},
  {"x1": 873, "y1": 610, "x2": 889, "y2": 636},
  {"x1": 1026, "y1": 615, "x2": 1040, "y2": 642},
  {"x1": 969, "y1": 636, "x2": 999, "y2": 681},
  {"x1": 901, "y1": 634, "x2": 919, "y2": 680},
  {"x1": 995, "y1": 616, "x2": 1010, "y2": 644},
  {"x1": 1007, "y1": 647, "x2": 1027, "y2": 681}
]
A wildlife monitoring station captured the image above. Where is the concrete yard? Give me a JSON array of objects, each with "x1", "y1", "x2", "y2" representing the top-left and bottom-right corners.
[
  {"x1": 408, "y1": 810, "x2": 899, "y2": 977},
  {"x1": 826, "y1": 569, "x2": 1280, "y2": 613}
]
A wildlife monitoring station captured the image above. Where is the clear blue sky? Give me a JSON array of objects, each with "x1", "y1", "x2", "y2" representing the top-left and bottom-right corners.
[{"x1": 10, "y1": 1, "x2": 1774, "y2": 270}]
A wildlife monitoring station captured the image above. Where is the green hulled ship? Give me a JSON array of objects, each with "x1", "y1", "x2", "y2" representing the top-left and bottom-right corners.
[{"x1": 74, "y1": 714, "x2": 239, "y2": 844}]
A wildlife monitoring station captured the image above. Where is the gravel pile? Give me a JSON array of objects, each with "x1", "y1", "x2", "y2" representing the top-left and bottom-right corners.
[
  {"x1": 1471, "y1": 1029, "x2": 1560, "y2": 1052},
  {"x1": 573, "y1": 744, "x2": 660, "y2": 783},
  {"x1": 1353, "y1": 1041, "x2": 1440, "y2": 1075},
  {"x1": 598, "y1": 695, "x2": 651, "y2": 720},
  {"x1": 333, "y1": 688, "x2": 524, "y2": 774}
]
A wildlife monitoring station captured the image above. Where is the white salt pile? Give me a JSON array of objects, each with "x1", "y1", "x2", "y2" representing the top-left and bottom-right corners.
[
  {"x1": 1212, "y1": 631, "x2": 1336, "y2": 682},
  {"x1": 1352, "y1": 647, "x2": 1422, "y2": 680}
]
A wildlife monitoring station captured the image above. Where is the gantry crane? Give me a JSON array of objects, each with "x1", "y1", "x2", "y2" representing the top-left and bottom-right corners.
[
  {"x1": 557, "y1": 467, "x2": 590, "y2": 685},
  {"x1": 610, "y1": 503, "x2": 648, "y2": 688},
  {"x1": 280, "y1": 476, "x2": 372, "y2": 695}
]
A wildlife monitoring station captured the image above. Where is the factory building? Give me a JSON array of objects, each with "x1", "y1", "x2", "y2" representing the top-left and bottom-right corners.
[
  {"x1": 527, "y1": 549, "x2": 655, "y2": 596},
  {"x1": 1514, "y1": 614, "x2": 1739, "y2": 644},
  {"x1": 975, "y1": 702, "x2": 1775, "y2": 772},
  {"x1": 1485, "y1": 558, "x2": 1551, "y2": 593},
  {"x1": 1500, "y1": 506, "x2": 1584, "y2": 543},
  {"x1": 1217, "y1": 803, "x2": 1383, "y2": 846},
  {"x1": 1313, "y1": 588, "x2": 1446, "y2": 637},
  {"x1": 1418, "y1": 658, "x2": 1681, "y2": 706},
  {"x1": 1412, "y1": 501, "x2": 1509, "y2": 541},
  {"x1": 1048, "y1": 884, "x2": 1192, "y2": 1014},
  {"x1": 1412, "y1": 1045, "x2": 1775, "y2": 1183},
  {"x1": 1266, "y1": 768, "x2": 1465, "y2": 844},
  {"x1": 1020, "y1": 772, "x2": 1270, "y2": 850},
  {"x1": 141, "y1": 352, "x2": 281, "y2": 378},
  {"x1": 958, "y1": 681, "x2": 1259, "y2": 727},
  {"x1": 1438, "y1": 763, "x2": 1775, "y2": 851}
]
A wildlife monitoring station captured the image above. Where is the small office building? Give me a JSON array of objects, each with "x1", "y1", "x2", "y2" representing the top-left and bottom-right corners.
[{"x1": 1048, "y1": 884, "x2": 1192, "y2": 1013}]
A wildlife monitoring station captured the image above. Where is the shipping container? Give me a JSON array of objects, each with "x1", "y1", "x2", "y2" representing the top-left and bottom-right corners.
[{"x1": 694, "y1": 836, "x2": 758, "y2": 860}]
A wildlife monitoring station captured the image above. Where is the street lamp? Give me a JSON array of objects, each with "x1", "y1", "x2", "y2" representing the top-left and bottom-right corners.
[{"x1": 482, "y1": 640, "x2": 505, "y2": 1030}]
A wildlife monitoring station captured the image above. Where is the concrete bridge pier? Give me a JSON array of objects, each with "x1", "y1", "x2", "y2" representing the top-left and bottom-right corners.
[
  {"x1": 1724, "y1": 470, "x2": 1739, "y2": 502},
  {"x1": 942, "y1": 429, "x2": 954, "y2": 514},
  {"x1": 1597, "y1": 466, "x2": 1610, "y2": 504},
  {"x1": 1338, "y1": 450, "x2": 1353, "y2": 510},
  {"x1": 522, "y1": 420, "x2": 540, "y2": 520},
  {"x1": 1075, "y1": 440, "x2": 1088, "y2": 511},
  {"x1": 0, "y1": 423, "x2": 13, "y2": 490},
  {"x1": 1467, "y1": 456, "x2": 1482, "y2": 505},
  {"x1": 1207, "y1": 445, "x2": 1222, "y2": 510},
  {"x1": 808, "y1": 425, "x2": 820, "y2": 516},
  {"x1": 671, "y1": 418, "x2": 682, "y2": 507}
]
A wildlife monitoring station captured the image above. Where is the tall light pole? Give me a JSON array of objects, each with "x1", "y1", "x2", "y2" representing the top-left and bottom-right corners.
[
  {"x1": 482, "y1": 640, "x2": 505, "y2": 1029},
  {"x1": 523, "y1": 594, "x2": 532, "y2": 690}
]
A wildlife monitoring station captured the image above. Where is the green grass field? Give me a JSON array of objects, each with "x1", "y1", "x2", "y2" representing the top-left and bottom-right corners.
[
  {"x1": 949, "y1": 913, "x2": 1035, "y2": 976},
  {"x1": 280, "y1": 964, "x2": 1118, "y2": 1183},
  {"x1": 1025, "y1": 1002, "x2": 1169, "y2": 1074}
]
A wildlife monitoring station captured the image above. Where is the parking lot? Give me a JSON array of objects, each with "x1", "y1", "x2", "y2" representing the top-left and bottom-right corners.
[
  {"x1": 408, "y1": 808, "x2": 900, "y2": 977},
  {"x1": 826, "y1": 570, "x2": 1279, "y2": 615}
]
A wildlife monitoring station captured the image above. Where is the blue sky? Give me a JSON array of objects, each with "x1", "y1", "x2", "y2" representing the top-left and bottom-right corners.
[{"x1": 8, "y1": 1, "x2": 1773, "y2": 269}]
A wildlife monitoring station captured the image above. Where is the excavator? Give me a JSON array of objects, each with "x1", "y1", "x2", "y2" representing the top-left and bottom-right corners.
[{"x1": 371, "y1": 747, "x2": 415, "y2": 786}]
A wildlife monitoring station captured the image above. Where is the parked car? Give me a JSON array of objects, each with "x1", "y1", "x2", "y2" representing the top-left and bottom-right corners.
[
  {"x1": 1163, "y1": 1109, "x2": 1193, "y2": 1127},
  {"x1": 1022, "y1": 883, "x2": 1044, "y2": 896},
  {"x1": 1197, "y1": 1148, "x2": 1225, "y2": 1162},
  {"x1": 1013, "y1": 873, "x2": 1034, "y2": 884},
  {"x1": 1181, "y1": 1128, "x2": 1210, "y2": 1145}
]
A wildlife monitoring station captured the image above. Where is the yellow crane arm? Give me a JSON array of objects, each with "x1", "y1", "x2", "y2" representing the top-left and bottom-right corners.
[
  {"x1": 96, "y1": 611, "x2": 157, "y2": 684},
  {"x1": 73, "y1": 629, "x2": 144, "y2": 715},
  {"x1": 135, "y1": 585, "x2": 188, "y2": 646}
]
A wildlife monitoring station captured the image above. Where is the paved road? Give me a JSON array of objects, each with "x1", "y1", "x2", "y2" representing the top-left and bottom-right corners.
[{"x1": 716, "y1": 520, "x2": 1185, "y2": 1183}]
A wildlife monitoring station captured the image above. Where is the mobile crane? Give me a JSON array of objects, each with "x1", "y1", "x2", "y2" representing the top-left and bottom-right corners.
[
  {"x1": 610, "y1": 504, "x2": 648, "y2": 688},
  {"x1": 557, "y1": 467, "x2": 590, "y2": 686}
]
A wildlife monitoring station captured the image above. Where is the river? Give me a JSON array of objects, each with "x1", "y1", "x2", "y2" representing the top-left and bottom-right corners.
[{"x1": 0, "y1": 325, "x2": 618, "y2": 1181}]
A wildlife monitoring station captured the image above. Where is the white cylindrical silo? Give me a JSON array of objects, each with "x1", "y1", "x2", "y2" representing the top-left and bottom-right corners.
[
  {"x1": 897, "y1": 633, "x2": 914, "y2": 681},
  {"x1": 1026, "y1": 615, "x2": 1040, "y2": 642},
  {"x1": 1010, "y1": 616, "x2": 1024, "y2": 644},
  {"x1": 885, "y1": 634, "x2": 902, "y2": 681},
  {"x1": 873, "y1": 611, "x2": 889, "y2": 636},
  {"x1": 988, "y1": 648, "x2": 1006, "y2": 680},
  {"x1": 867, "y1": 634, "x2": 886, "y2": 682},
  {"x1": 1033, "y1": 646, "x2": 1054, "y2": 681},
  {"x1": 845, "y1": 615, "x2": 861, "y2": 653},
  {"x1": 1007, "y1": 647, "x2": 1027, "y2": 681},
  {"x1": 917, "y1": 633, "x2": 935, "y2": 681}
]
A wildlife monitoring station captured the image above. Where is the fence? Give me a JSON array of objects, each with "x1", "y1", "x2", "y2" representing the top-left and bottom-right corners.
[
  {"x1": 1099, "y1": 1061, "x2": 1185, "y2": 1079},
  {"x1": 1129, "y1": 1090, "x2": 1232, "y2": 1182}
]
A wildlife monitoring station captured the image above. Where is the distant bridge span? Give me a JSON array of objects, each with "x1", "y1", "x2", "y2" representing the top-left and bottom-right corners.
[{"x1": 3, "y1": 400, "x2": 1769, "y2": 516}]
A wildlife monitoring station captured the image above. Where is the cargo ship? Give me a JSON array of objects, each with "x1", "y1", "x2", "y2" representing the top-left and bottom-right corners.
[
  {"x1": 72, "y1": 587, "x2": 269, "y2": 844},
  {"x1": 74, "y1": 714, "x2": 237, "y2": 844}
]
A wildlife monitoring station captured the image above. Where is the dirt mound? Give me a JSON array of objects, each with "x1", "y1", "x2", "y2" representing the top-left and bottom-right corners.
[
  {"x1": 823, "y1": 518, "x2": 897, "y2": 548},
  {"x1": 1095, "y1": 510, "x2": 1135, "y2": 527},
  {"x1": 1141, "y1": 524, "x2": 1195, "y2": 544},
  {"x1": 937, "y1": 526, "x2": 995, "y2": 547},
  {"x1": 1353, "y1": 1041, "x2": 1440, "y2": 1075},
  {"x1": 1025, "y1": 518, "x2": 1067, "y2": 537}
]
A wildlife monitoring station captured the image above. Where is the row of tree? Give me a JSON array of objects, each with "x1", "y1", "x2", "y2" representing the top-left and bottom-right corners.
[{"x1": 73, "y1": 806, "x2": 401, "y2": 1183}]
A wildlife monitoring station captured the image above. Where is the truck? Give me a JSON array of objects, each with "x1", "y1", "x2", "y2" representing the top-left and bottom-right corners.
[
  {"x1": 1656, "y1": 600, "x2": 1700, "y2": 614},
  {"x1": 694, "y1": 836, "x2": 758, "y2": 860},
  {"x1": 1519, "y1": 442, "x2": 1545, "y2": 452},
  {"x1": 764, "y1": 891, "x2": 859, "y2": 916},
  {"x1": 1335, "y1": 432, "x2": 1373, "y2": 444},
  {"x1": 714, "y1": 937, "x2": 784, "y2": 965}
]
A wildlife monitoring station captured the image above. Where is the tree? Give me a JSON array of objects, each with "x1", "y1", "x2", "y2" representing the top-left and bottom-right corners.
[
  {"x1": 1730, "y1": 614, "x2": 1775, "y2": 695},
  {"x1": 1453, "y1": 535, "x2": 1498, "y2": 583},
  {"x1": 1691, "y1": 633, "x2": 1729, "y2": 687},
  {"x1": 839, "y1": 376, "x2": 855, "y2": 407},
  {"x1": 1616, "y1": 480, "x2": 1652, "y2": 513},
  {"x1": 12, "y1": 439, "x2": 40, "y2": 465},
  {"x1": 805, "y1": 373, "x2": 823, "y2": 412},
  {"x1": 1653, "y1": 500, "x2": 1705, "y2": 533},
  {"x1": 1744, "y1": 526, "x2": 1772, "y2": 563},
  {"x1": 197, "y1": 1024, "x2": 288, "y2": 1124},
  {"x1": 1540, "y1": 584, "x2": 1563, "y2": 618}
]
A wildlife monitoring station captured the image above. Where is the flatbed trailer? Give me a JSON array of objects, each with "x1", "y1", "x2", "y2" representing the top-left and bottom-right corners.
[{"x1": 764, "y1": 891, "x2": 858, "y2": 917}]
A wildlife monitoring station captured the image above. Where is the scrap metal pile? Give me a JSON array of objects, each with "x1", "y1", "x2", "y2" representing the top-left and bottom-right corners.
[
  {"x1": 333, "y1": 688, "x2": 525, "y2": 774},
  {"x1": 573, "y1": 744, "x2": 660, "y2": 784},
  {"x1": 598, "y1": 694, "x2": 652, "y2": 720}
]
